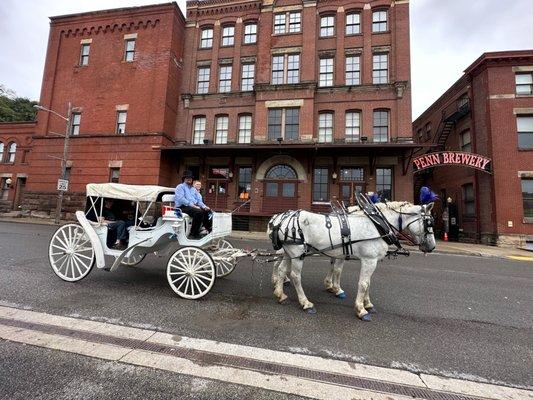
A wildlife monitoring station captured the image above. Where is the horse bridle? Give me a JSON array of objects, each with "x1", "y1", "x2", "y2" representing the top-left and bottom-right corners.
[{"x1": 387, "y1": 203, "x2": 434, "y2": 246}]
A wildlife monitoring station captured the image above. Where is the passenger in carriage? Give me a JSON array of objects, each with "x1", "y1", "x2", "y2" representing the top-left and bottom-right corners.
[
  {"x1": 102, "y1": 199, "x2": 133, "y2": 250},
  {"x1": 174, "y1": 171, "x2": 213, "y2": 239}
]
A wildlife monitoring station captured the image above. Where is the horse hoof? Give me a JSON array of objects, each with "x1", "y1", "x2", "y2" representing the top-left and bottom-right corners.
[
  {"x1": 283, "y1": 280, "x2": 291, "y2": 288},
  {"x1": 336, "y1": 292, "x2": 347, "y2": 299},
  {"x1": 360, "y1": 314, "x2": 372, "y2": 322},
  {"x1": 305, "y1": 307, "x2": 317, "y2": 315},
  {"x1": 366, "y1": 307, "x2": 376, "y2": 314}
]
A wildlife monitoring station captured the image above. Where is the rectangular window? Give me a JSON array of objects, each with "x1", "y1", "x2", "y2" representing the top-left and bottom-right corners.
[
  {"x1": 345, "y1": 111, "x2": 360, "y2": 142},
  {"x1": 522, "y1": 179, "x2": 533, "y2": 218},
  {"x1": 373, "y1": 110, "x2": 389, "y2": 142},
  {"x1": 425, "y1": 122, "x2": 432, "y2": 139},
  {"x1": 340, "y1": 168, "x2": 364, "y2": 181},
  {"x1": 0, "y1": 178, "x2": 9, "y2": 200},
  {"x1": 345, "y1": 55, "x2": 360, "y2": 85},
  {"x1": 219, "y1": 65, "x2": 232, "y2": 93},
  {"x1": 197, "y1": 67, "x2": 210, "y2": 94},
  {"x1": 318, "y1": 113, "x2": 333, "y2": 143},
  {"x1": 320, "y1": 15, "x2": 335, "y2": 37},
  {"x1": 268, "y1": 108, "x2": 299, "y2": 140},
  {"x1": 238, "y1": 115, "x2": 252, "y2": 143},
  {"x1": 109, "y1": 168, "x2": 120, "y2": 183},
  {"x1": 244, "y1": 24, "x2": 257, "y2": 44},
  {"x1": 463, "y1": 183, "x2": 475, "y2": 216},
  {"x1": 460, "y1": 130, "x2": 471, "y2": 152},
  {"x1": 282, "y1": 183, "x2": 295, "y2": 197},
  {"x1": 200, "y1": 28, "x2": 213, "y2": 48},
  {"x1": 222, "y1": 26, "x2": 235, "y2": 46},
  {"x1": 116, "y1": 111, "x2": 127, "y2": 134},
  {"x1": 319, "y1": 58, "x2": 334, "y2": 87},
  {"x1": 215, "y1": 116, "x2": 229, "y2": 144},
  {"x1": 238, "y1": 167, "x2": 252, "y2": 200},
  {"x1": 80, "y1": 43, "x2": 90, "y2": 66},
  {"x1": 373, "y1": 53, "x2": 388, "y2": 84},
  {"x1": 376, "y1": 168, "x2": 392, "y2": 200},
  {"x1": 124, "y1": 39, "x2": 135, "y2": 61},
  {"x1": 313, "y1": 167, "x2": 329, "y2": 202},
  {"x1": 289, "y1": 12, "x2": 301, "y2": 33},
  {"x1": 71, "y1": 113, "x2": 81, "y2": 136},
  {"x1": 241, "y1": 63, "x2": 255, "y2": 91},
  {"x1": 192, "y1": 116, "x2": 206, "y2": 144},
  {"x1": 346, "y1": 13, "x2": 361, "y2": 35},
  {"x1": 372, "y1": 10, "x2": 387, "y2": 32},
  {"x1": 266, "y1": 182, "x2": 278, "y2": 197},
  {"x1": 517, "y1": 115, "x2": 533, "y2": 149},
  {"x1": 272, "y1": 54, "x2": 300, "y2": 84},
  {"x1": 417, "y1": 128, "x2": 423, "y2": 140},
  {"x1": 274, "y1": 13, "x2": 286, "y2": 34},
  {"x1": 516, "y1": 73, "x2": 533, "y2": 95}
]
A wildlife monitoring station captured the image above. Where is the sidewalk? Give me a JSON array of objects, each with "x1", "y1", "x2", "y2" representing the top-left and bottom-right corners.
[{"x1": 1, "y1": 215, "x2": 531, "y2": 261}]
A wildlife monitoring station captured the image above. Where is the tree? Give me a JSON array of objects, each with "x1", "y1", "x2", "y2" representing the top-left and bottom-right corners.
[{"x1": 0, "y1": 84, "x2": 37, "y2": 122}]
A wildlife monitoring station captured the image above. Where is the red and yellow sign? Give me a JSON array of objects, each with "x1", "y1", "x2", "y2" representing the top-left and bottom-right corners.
[{"x1": 413, "y1": 151, "x2": 492, "y2": 173}]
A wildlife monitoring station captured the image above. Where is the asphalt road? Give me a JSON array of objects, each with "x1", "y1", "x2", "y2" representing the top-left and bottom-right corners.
[{"x1": 0, "y1": 221, "x2": 532, "y2": 396}]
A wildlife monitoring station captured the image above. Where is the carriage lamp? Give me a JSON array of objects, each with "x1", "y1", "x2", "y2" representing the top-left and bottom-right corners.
[
  {"x1": 5, "y1": 178, "x2": 12, "y2": 187},
  {"x1": 228, "y1": 171, "x2": 234, "y2": 178},
  {"x1": 331, "y1": 171, "x2": 338, "y2": 181}
]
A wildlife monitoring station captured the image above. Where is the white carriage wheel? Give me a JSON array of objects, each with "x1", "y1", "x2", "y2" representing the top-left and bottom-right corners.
[
  {"x1": 48, "y1": 223, "x2": 95, "y2": 282},
  {"x1": 213, "y1": 239, "x2": 237, "y2": 278},
  {"x1": 167, "y1": 246, "x2": 215, "y2": 299},
  {"x1": 121, "y1": 253, "x2": 146, "y2": 267}
]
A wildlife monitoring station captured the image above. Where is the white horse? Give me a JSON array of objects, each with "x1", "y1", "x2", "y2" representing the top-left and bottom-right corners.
[{"x1": 268, "y1": 202, "x2": 436, "y2": 321}]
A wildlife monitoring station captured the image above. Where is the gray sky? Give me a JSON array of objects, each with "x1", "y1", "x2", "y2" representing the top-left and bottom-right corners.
[{"x1": 0, "y1": 0, "x2": 531, "y2": 119}]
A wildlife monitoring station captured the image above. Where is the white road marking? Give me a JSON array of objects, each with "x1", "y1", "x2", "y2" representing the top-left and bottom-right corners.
[{"x1": 0, "y1": 305, "x2": 531, "y2": 400}]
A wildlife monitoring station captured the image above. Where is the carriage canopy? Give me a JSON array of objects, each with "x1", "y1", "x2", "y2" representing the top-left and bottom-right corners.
[{"x1": 85, "y1": 183, "x2": 175, "y2": 203}]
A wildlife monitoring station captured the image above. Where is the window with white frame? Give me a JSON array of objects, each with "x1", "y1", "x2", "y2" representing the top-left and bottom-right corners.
[
  {"x1": 80, "y1": 43, "x2": 90, "y2": 66},
  {"x1": 0, "y1": 142, "x2": 4, "y2": 163},
  {"x1": 218, "y1": 65, "x2": 232, "y2": 93},
  {"x1": 244, "y1": 23, "x2": 257, "y2": 44},
  {"x1": 320, "y1": 15, "x2": 335, "y2": 37},
  {"x1": 313, "y1": 167, "x2": 329, "y2": 202},
  {"x1": 373, "y1": 110, "x2": 389, "y2": 142},
  {"x1": 116, "y1": 111, "x2": 127, "y2": 134},
  {"x1": 516, "y1": 73, "x2": 533, "y2": 95},
  {"x1": 274, "y1": 13, "x2": 286, "y2": 34},
  {"x1": 346, "y1": 13, "x2": 361, "y2": 35},
  {"x1": 215, "y1": 115, "x2": 229, "y2": 144},
  {"x1": 345, "y1": 111, "x2": 361, "y2": 141},
  {"x1": 197, "y1": 66, "x2": 210, "y2": 94},
  {"x1": 517, "y1": 114, "x2": 533, "y2": 149},
  {"x1": 192, "y1": 116, "x2": 206, "y2": 144},
  {"x1": 7, "y1": 142, "x2": 16, "y2": 163},
  {"x1": 271, "y1": 54, "x2": 300, "y2": 84},
  {"x1": 372, "y1": 53, "x2": 388, "y2": 84},
  {"x1": 319, "y1": 58, "x2": 334, "y2": 87},
  {"x1": 124, "y1": 39, "x2": 135, "y2": 61},
  {"x1": 241, "y1": 63, "x2": 255, "y2": 91},
  {"x1": 200, "y1": 28, "x2": 213, "y2": 48},
  {"x1": 345, "y1": 55, "x2": 360, "y2": 85},
  {"x1": 376, "y1": 168, "x2": 393, "y2": 200},
  {"x1": 372, "y1": 10, "x2": 387, "y2": 32},
  {"x1": 71, "y1": 113, "x2": 81, "y2": 136},
  {"x1": 289, "y1": 12, "x2": 301, "y2": 33},
  {"x1": 318, "y1": 113, "x2": 333, "y2": 143},
  {"x1": 238, "y1": 114, "x2": 252, "y2": 143},
  {"x1": 460, "y1": 130, "x2": 471, "y2": 152},
  {"x1": 268, "y1": 108, "x2": 299, "y2": 140},
  {"x1": 221, "y1": 26, "x2": 235, "y2": 46}
]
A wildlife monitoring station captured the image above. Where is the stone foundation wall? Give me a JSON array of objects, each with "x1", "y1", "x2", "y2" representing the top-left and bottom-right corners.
[
  {"x1": 496, "y1": 234, "x2": 529, "y2": 248},
  {"x1": 0, "y1": 200, "x2": 12, "y2": 213},
  {"x1": 20, "y1": 191, "x2": 85, "y2": 221}
]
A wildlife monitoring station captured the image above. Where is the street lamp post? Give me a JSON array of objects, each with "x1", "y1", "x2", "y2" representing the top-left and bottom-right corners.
[{"x1": 34, "y1": 103, "x2": 73, "y2": 224}]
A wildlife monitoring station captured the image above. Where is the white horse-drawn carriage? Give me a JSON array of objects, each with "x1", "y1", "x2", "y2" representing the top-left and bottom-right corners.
[{"x1": 48, "y1": 183, "x2": 239, "y2": 299}]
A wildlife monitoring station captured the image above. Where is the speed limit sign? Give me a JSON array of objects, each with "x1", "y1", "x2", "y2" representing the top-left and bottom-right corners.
[{"x1": 57, "y1": 179, "x2": 69, "y2": 192}]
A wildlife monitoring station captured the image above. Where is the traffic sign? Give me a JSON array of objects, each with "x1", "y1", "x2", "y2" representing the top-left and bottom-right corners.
[{"x1": 57, "y1": 179, "x2": 69, "y2": 192}]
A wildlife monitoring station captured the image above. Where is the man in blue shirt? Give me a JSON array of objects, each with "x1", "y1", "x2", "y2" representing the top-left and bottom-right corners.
[{"x1": 175, "y1": 170, "x2": 212, "y2": 238}]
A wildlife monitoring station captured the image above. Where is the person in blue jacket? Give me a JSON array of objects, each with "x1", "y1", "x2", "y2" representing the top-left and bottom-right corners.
[{"x1": 174, "y1": 170, "x2": 212, "y2": 238}]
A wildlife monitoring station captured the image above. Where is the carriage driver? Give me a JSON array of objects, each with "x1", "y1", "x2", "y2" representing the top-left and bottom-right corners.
[{"x1": 174, "y1": 170, "x2": 213, "y2": 239}]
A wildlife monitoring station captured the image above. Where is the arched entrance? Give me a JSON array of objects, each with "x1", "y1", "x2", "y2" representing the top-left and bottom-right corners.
[{"x1": 263, "y1": 164, "x2": 298, "y2": 213}]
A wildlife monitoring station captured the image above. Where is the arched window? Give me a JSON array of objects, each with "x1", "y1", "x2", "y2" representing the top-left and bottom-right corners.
[
  {"x1": 0, "y1": 142, "x2": 4, "y2": 163},
  {"x1": 7, "y1": 142, "x2": 16, "y2": 163},
  {"x1": 200, "y1": 26, "x2": 214, "y2": 49},
  {"x1": 266, "y1": 164, "x2": 297, "y2": 179}
]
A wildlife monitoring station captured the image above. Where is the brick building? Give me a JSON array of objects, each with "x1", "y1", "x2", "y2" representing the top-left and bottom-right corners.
[
  {"x1": 1, "y1": 0, "x2": 422, "y2": 228},
  {"x1": 413, "y1": 51, "x2": 533, "y2": 247}
]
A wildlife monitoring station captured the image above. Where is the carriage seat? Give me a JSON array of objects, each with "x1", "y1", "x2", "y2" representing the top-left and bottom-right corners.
[{"x1": 161, "y1": 194, "x2": 193, "y2": 234}]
